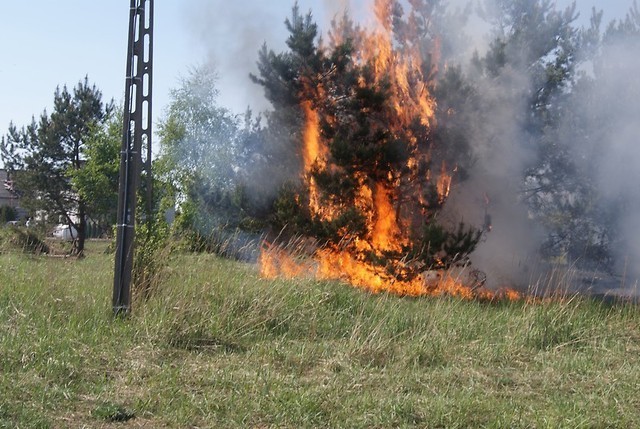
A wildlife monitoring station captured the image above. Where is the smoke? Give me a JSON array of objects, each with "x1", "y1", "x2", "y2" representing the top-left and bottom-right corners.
[
  {"x1": 321, "y1": 0, "x2": 352, "y2": 20},
  {"x1": 180, "y1": 0, "x2": 638, "y2": 295},
  {"x1": 442, "y1": 2, "x2": 640, "y2": 295},
  {"x1": 183, "y1": 0, "x2": 286, "y2": 114},
  {"x1": 564, "y1": 27, "x2": 640, "y2": 288},
  {"x1": 441, "y1": 56, "x2": 545, "y2": 290},
  {"x1": 183, "y1": 0, "x2": 365, "y2": 115}
]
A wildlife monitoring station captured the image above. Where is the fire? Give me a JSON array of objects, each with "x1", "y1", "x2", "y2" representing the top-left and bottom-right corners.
[
  {"x1": 371, "y1": 183, "x2": 405, "y2": 253},
  {"x1": 301, "y1": 101, "x2": 327, "y2": 217},
  {"x1": 301, "y1": 101, "x2": 322, "y2": 174},
  {"x1": 259, "y1": 0, "x2": 519, "y2": 301},
  {"x1": 360, "y1": 0, "x2": 436, "y2": 127},
  {"x1": 436, "y1": 161, "x2": 453, "y2": 204},
  {"x1": 259, "y1": 241, "x2": 314, "y2": 280},
  {"x1": 260, "y1": 241, "x2": 521, "y2": 300}
]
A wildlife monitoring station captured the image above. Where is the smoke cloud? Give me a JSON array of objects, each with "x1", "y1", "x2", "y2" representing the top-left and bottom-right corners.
[
  {"x1": 181, "y1": 0, "x2": 638, "y2": 296},
  {"x1": 184, "y1": 0, "x2": 285, "y2": 114},
  {"x1": 183, "y1": 0, "x2": 361, "y2": 115},
  {"x1": 441, "y1": 51, "x2": 545, "y2": 290},
  {"x1": 443, "y1": 2, "x2": 640, "y2": 296},
  {"x1": 564, "y1": 28, "x2": 640, "y2": 290}
]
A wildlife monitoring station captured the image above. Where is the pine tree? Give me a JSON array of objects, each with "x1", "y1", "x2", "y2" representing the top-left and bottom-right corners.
[
  {"x1": 1, "y1": 78, "x2": 112, "y2": 255},
  {"x1": 253, "y1": 4, "x2": 481, "y2": 279}
]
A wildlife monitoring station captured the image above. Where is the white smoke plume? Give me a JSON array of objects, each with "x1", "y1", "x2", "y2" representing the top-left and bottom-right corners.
[
  {"x1": 180, "y1": 0, "x2": 638, "y2": 296},
  {"x1": 183, "y1": 0, "x2": 360, "y2": 114},
  {"x1": 184, "y1": 0, "x2": 286, "y2": 114},
  {"x1": 444, "y1": 1, "x2": 640, "y2": 296},
  {"x1": 441, "y1": 57, "x2": 545, "y2": 290},
  {"x1": 563, "y1": 23, "x2": 640, "y2": 291}
]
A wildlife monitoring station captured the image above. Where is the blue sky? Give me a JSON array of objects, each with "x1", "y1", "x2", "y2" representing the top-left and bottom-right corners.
[
  {"x1": 0, "y1": 1, "x2": 331, "y2": 140},
  {"x1": 0, "y1": 0, "x2": 633, "y2": 165}
]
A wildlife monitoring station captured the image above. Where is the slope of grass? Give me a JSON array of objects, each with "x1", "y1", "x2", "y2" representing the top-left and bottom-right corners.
[{"x1": 1, "y1": 241, "x2": 639, "y2": 428}]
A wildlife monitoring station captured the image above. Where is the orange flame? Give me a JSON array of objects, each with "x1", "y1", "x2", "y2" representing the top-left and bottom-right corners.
[
  {"x1": 436, "y1": 160, "x2": 452, "y2": 204},
  {"x1": 260, "y1": 242, "x2": 521, "y2": 300},
  {"x1": 258, "y1": 1, "x2": 519, "y2": 301},
  {"x1": 371, "y1": 183, "x2": 405, "y2": 252},
  {"x1": 358, "y1": 0, "x2": 436, "y2": 129},
  {"x1": 302, "y1": 101, "x2": 322, "y2": 174},
  {"x1": 302, "y1": 100, "x2": 333, "y2": 220},
  {"x1": 259, "y1": 242, "x2": 314, "y2": 280},
  {"x1": 302, "y1": 101, "x2": 323, "y2": 216}
]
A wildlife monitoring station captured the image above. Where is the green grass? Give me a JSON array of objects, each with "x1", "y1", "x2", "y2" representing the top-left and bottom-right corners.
[{"x1": 1, "y1": 241, "x2": 639, "y2": 428}]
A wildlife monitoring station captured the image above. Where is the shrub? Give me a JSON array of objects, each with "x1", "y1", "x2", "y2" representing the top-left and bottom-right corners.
[
  {"x1": 1, "y1": 226, "x2": 49, "y2": 254},
  {"x1": 0, "y1": 205, "x2": 17, "y2": 223}
]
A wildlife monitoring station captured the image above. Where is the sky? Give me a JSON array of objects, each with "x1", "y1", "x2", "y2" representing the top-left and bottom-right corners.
[
  {"x1": 0, "y1": 1, "x2": 336, "y2": 146},
  {"x1": 0, "y1": 0, "x2": 633, "y2": 167}
]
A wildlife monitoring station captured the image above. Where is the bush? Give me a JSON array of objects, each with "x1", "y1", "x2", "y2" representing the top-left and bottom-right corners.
[
  {"x1": 0, "y1": 205, "x2": 17, "y2": 223},
  {"x1": 132, "y1": 218, "x2": 174, "y2": 301},
  {"x1": 0, "y1": 226, "x2": 49, "y2": 254}
]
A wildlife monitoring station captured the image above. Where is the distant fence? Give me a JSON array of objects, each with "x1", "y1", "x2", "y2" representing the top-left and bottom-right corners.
[{"x1": 86, "y1": 219, "x2": 112, "y2": 239}]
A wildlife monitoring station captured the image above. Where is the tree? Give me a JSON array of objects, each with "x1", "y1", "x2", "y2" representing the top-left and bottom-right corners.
[
  {"x1": 468, "y1": 0, "x2": 640, "y2": 273},
  {"x1": 0, "y1": 205, "x2": 16, "y2": 223},
  {"x1": 157, "y1": 64, "x2": 267, "y2": 243},
  {"x1": 474, "y1": 0, "x2": 579, "y2": 143},
  {"x1": 467, "y1": 0, "x2": 585, "y2": 262},
  {"x1": 252, "y1": 4, "x2": 481, "y2": 279},
  {"x1": 544, "y1": 2, "x2": 640, "y2": 270},
  {"x1": 1, "y1": 77, "x2": 113, "y2": 255},
  {"x1": 67, "y1": 109, "x2": 121, "y2": 233}
]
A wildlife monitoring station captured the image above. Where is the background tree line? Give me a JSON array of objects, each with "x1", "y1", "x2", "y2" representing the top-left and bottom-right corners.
[
  {"x1": 1, "y1": 78, "x2": 119, "y2": 255},
  {"x1": 2, "y1": 0, "x2": 638, "y2": 271}
]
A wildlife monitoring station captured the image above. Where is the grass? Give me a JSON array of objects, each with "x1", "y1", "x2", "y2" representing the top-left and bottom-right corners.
[{"x1": 1, "y1": 241, "x2": 639, "y2": 428}]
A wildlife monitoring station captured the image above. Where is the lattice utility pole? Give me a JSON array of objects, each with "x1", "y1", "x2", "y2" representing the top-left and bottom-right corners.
[{"x1": 113, "y1": 0, "x2": 154, "y2": 315}]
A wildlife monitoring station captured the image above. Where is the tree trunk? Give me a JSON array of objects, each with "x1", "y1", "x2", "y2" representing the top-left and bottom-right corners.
[{"x1": 75, "y1": 201, "x2": 87, "y2": 257}]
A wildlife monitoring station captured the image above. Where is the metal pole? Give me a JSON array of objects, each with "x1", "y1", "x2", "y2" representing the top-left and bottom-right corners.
[{"x1": 113, "y1": 0, "x2": 154, "y2": 315}]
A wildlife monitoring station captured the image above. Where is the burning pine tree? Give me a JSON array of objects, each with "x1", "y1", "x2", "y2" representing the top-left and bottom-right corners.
[{"x1": 253, "y1": 1, "x2": 484, "y2": 296}]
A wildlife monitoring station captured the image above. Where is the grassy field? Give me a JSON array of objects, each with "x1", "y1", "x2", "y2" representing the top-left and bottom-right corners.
[{"x1": 1, "y1": 240, "x2": 640, "y2": 428}]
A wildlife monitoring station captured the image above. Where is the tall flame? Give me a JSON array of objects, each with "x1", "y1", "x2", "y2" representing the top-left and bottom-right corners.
[
  {"x1": 302, "y1": 101, "x2": 322, "y2": 174},
  {"x1": 301, "y1": 101, "x2": 326, "y2": 216},
  {"x1": 371, "y1": 183, "x2": 405, "y2": 253},
  {"x1": 260, "y1": 0, "x2": 519, "y2": 301},
  {"x1": 437, "y1": 160, "x2": 453, "y2": 204}
]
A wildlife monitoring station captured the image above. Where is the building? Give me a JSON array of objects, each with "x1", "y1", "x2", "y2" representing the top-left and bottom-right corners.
[{"x1": 0, "y1": 168, "x2": 20, "y2": 209}]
